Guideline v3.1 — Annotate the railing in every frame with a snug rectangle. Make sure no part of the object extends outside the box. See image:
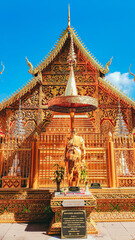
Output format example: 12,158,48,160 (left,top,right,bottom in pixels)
113,134,135,187
38,133,108,188
0,133,135,189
